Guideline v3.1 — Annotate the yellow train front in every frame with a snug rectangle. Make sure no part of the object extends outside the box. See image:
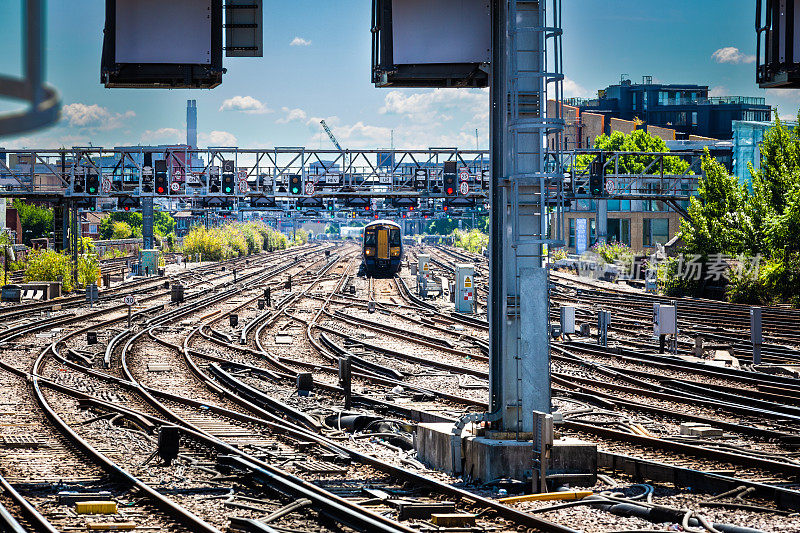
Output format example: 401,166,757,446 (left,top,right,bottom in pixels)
362,220,403,277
